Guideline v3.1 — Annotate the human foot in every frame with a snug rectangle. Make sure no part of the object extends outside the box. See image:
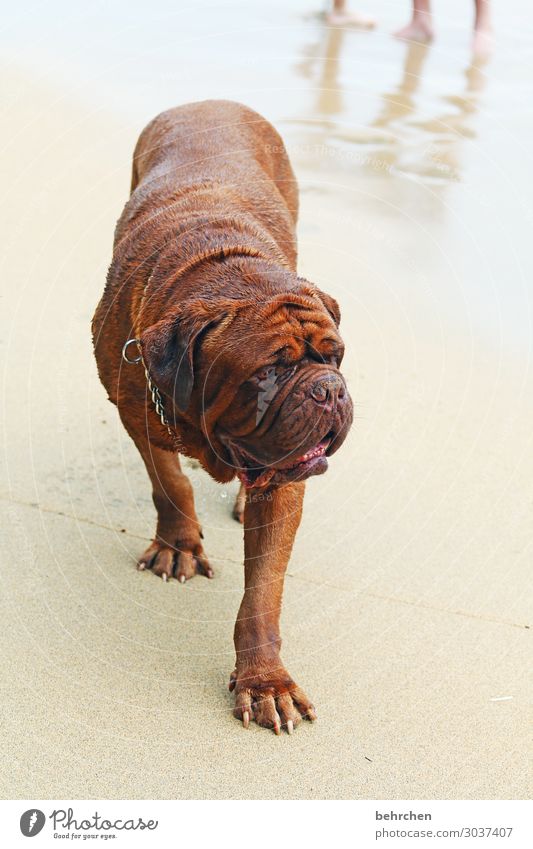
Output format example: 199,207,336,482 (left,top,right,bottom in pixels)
394,19,434,43
472,26,494,59
326,11,375,29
